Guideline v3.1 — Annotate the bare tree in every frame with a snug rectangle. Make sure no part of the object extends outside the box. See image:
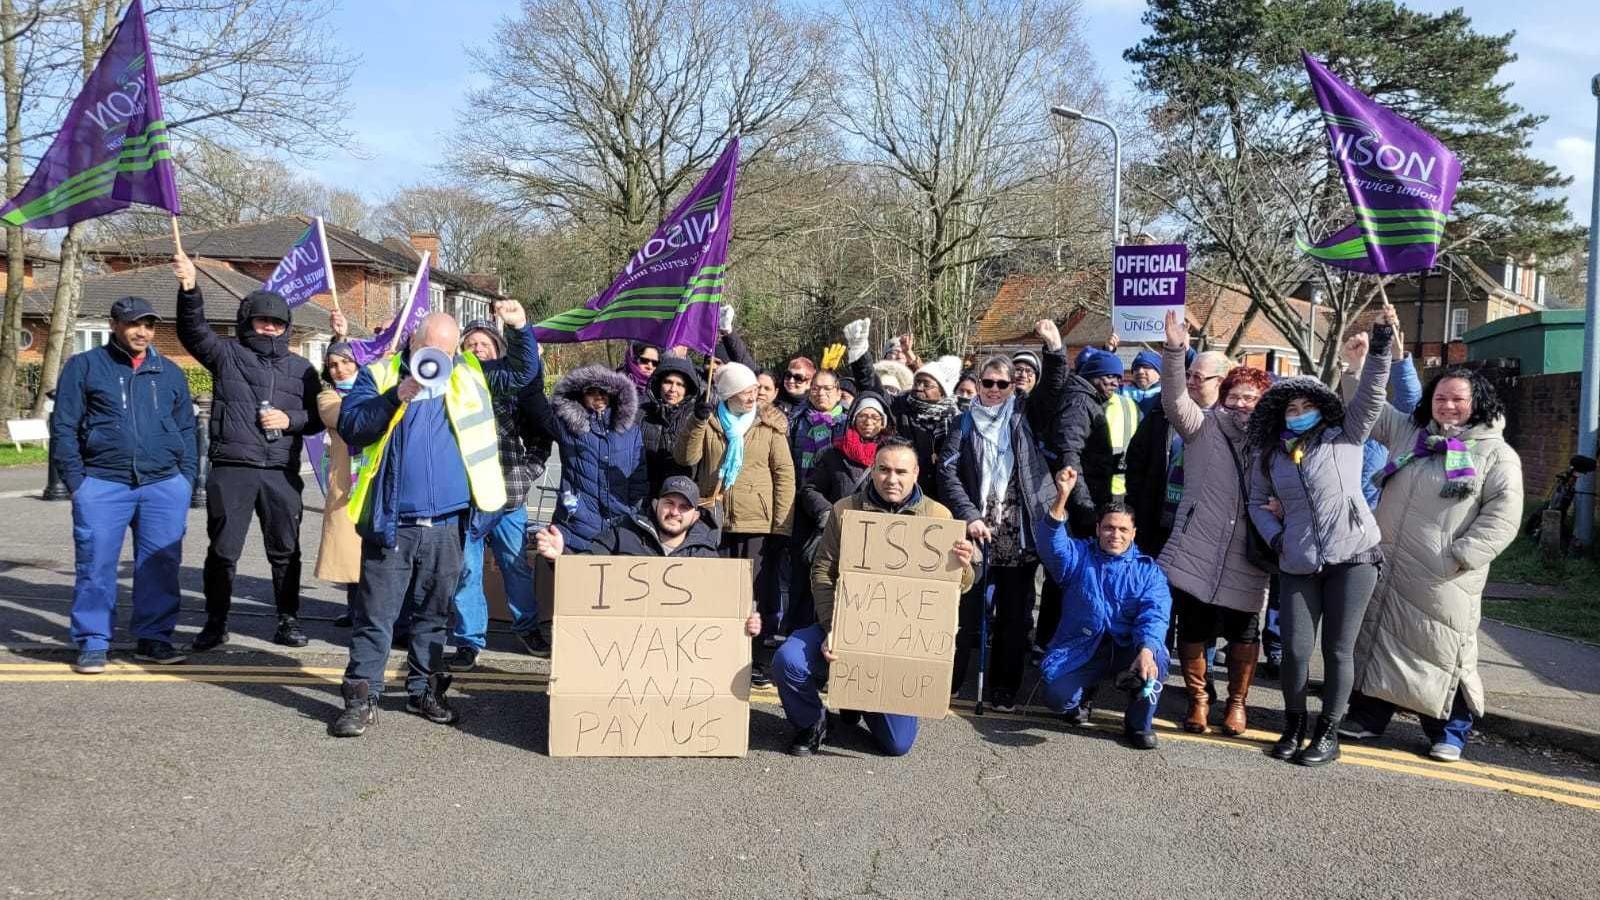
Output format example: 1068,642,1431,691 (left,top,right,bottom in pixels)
453,0,829,269
376,184,514,273
828,0,1096,356
5,0,357,417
